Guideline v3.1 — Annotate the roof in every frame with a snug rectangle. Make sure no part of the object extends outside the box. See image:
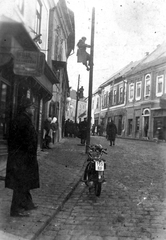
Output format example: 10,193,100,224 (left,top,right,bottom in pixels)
99,59,142,88
126,41,166,76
